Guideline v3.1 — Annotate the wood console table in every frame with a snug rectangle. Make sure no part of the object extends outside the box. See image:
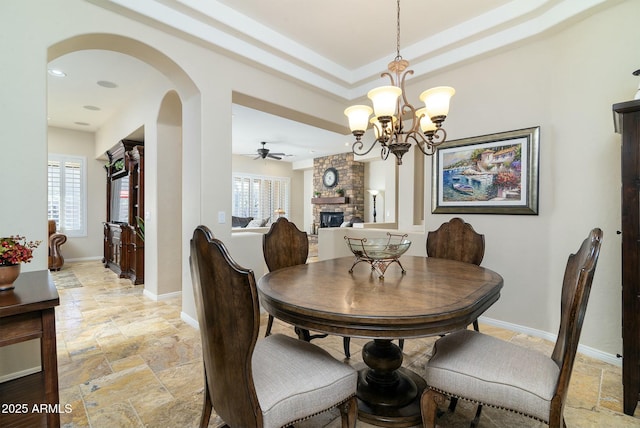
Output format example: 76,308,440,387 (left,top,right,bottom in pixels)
0,270,60,427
